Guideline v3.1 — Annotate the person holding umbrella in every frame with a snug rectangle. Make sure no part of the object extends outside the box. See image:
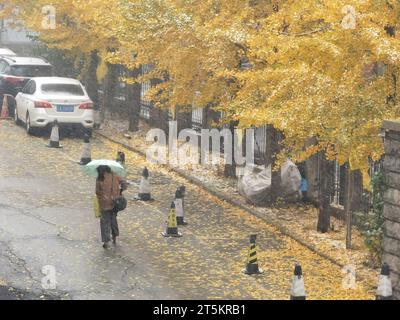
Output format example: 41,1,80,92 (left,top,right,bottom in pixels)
84,160,128,249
